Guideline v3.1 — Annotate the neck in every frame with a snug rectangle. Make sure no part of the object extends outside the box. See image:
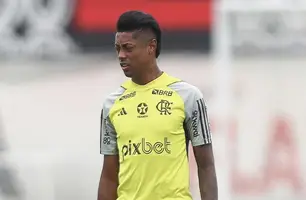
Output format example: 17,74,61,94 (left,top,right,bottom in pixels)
132,62,162,85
